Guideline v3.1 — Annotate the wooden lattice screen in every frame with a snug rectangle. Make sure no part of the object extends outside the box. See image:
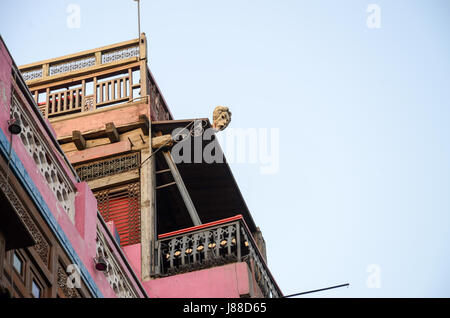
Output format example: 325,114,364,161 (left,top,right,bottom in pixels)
75,152,140,182
95,182,141,246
